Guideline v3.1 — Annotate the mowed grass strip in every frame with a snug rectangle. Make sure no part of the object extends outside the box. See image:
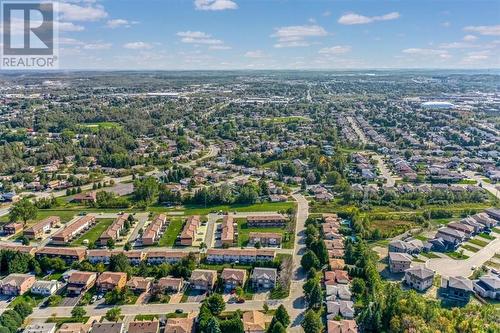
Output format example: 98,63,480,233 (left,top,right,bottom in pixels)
158,218,184,247
71,218,114,246
0,209,77,224
236,219,292,248
468,238,489,248
461,244,480,253
478,232,495,240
